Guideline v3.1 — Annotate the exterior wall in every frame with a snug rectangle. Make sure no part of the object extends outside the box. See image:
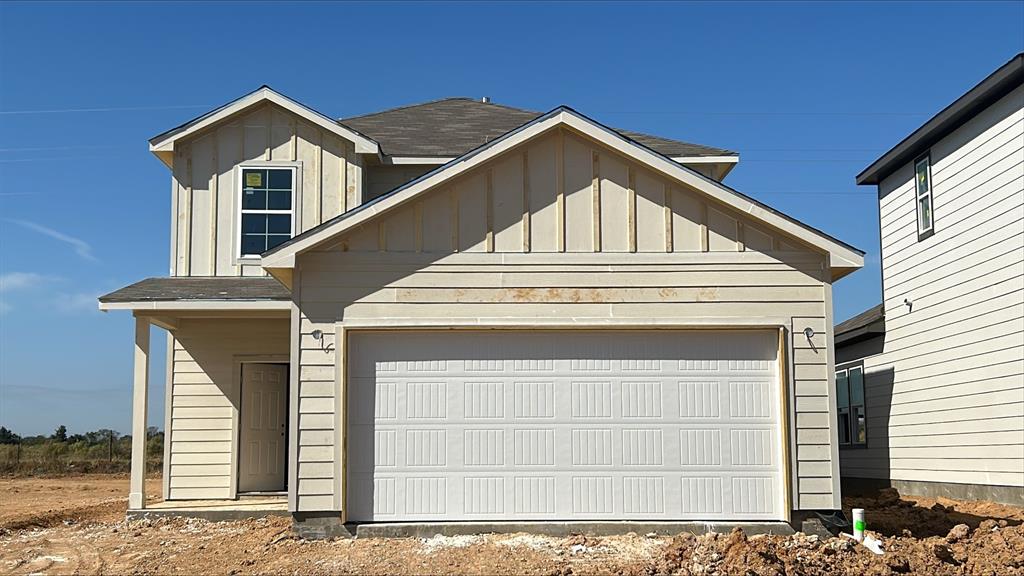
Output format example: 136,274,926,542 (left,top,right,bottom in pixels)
839,84,1024,489
364,164,436,202
166,317,289,500
291,128,842,513
169,103,364,277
